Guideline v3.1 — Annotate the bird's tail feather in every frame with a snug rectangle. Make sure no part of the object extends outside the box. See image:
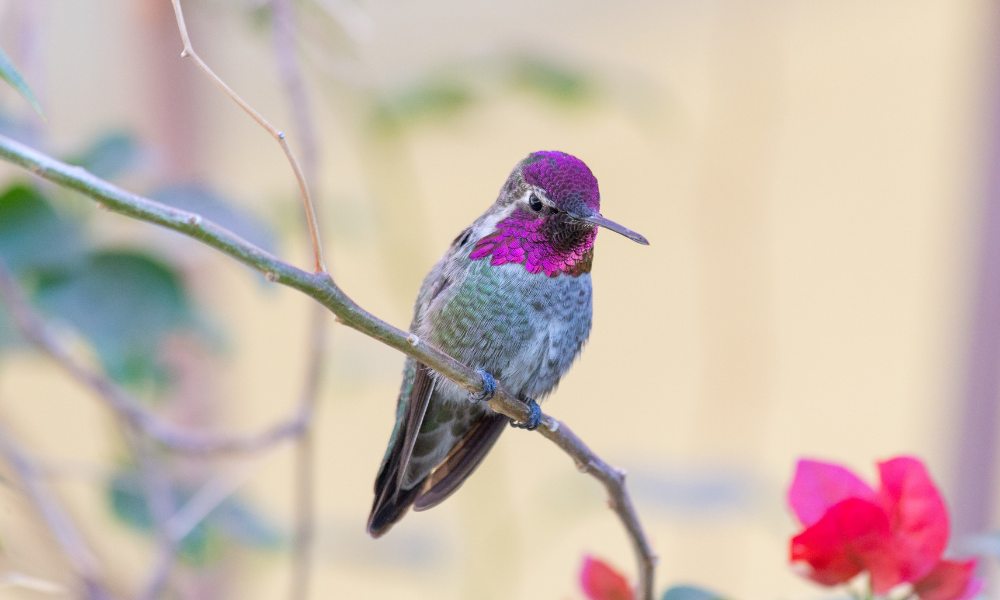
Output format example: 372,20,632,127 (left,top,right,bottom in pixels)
367,478,422,538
